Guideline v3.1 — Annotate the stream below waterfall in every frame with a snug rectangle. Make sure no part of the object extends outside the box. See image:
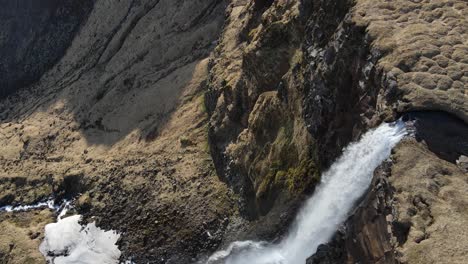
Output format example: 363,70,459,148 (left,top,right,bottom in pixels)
0,198,57,212
205,120,407,264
